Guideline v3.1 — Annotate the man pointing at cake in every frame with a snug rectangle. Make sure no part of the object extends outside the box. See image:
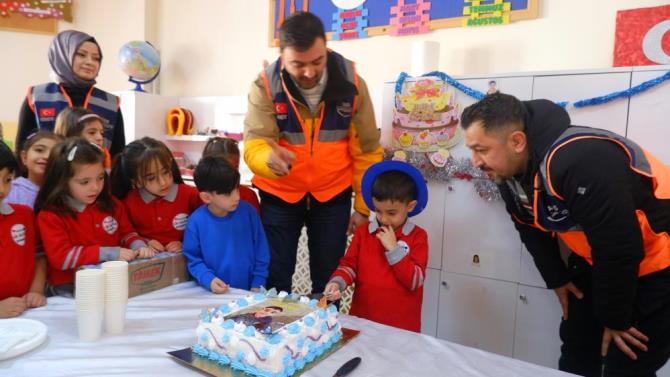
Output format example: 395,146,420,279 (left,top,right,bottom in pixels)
243,11,382,294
